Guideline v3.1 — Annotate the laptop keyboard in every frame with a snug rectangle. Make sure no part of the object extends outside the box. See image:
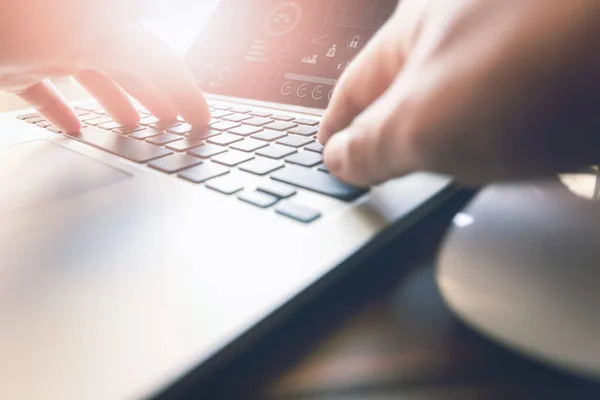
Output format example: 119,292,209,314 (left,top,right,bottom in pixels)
16,101,369,223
